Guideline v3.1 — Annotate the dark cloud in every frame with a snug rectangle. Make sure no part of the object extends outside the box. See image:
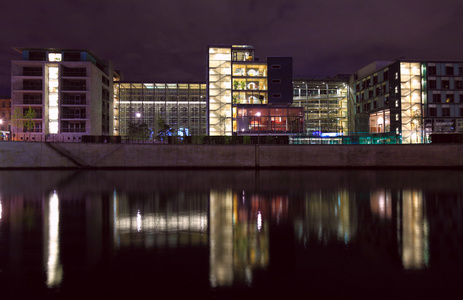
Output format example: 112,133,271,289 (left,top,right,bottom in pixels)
1,0,463,95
